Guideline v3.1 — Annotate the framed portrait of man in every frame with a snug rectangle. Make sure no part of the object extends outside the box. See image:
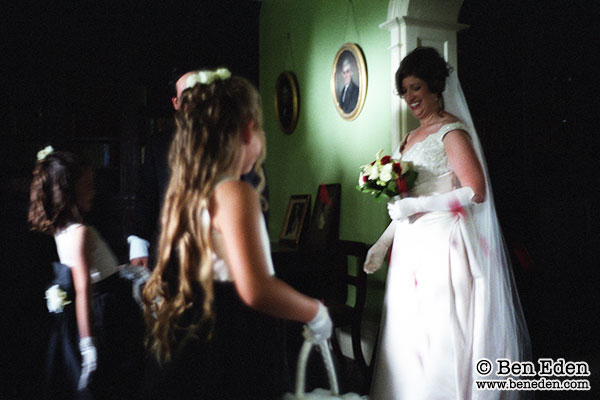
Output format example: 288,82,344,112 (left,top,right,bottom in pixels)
331,43,367,121
274,71,300,134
